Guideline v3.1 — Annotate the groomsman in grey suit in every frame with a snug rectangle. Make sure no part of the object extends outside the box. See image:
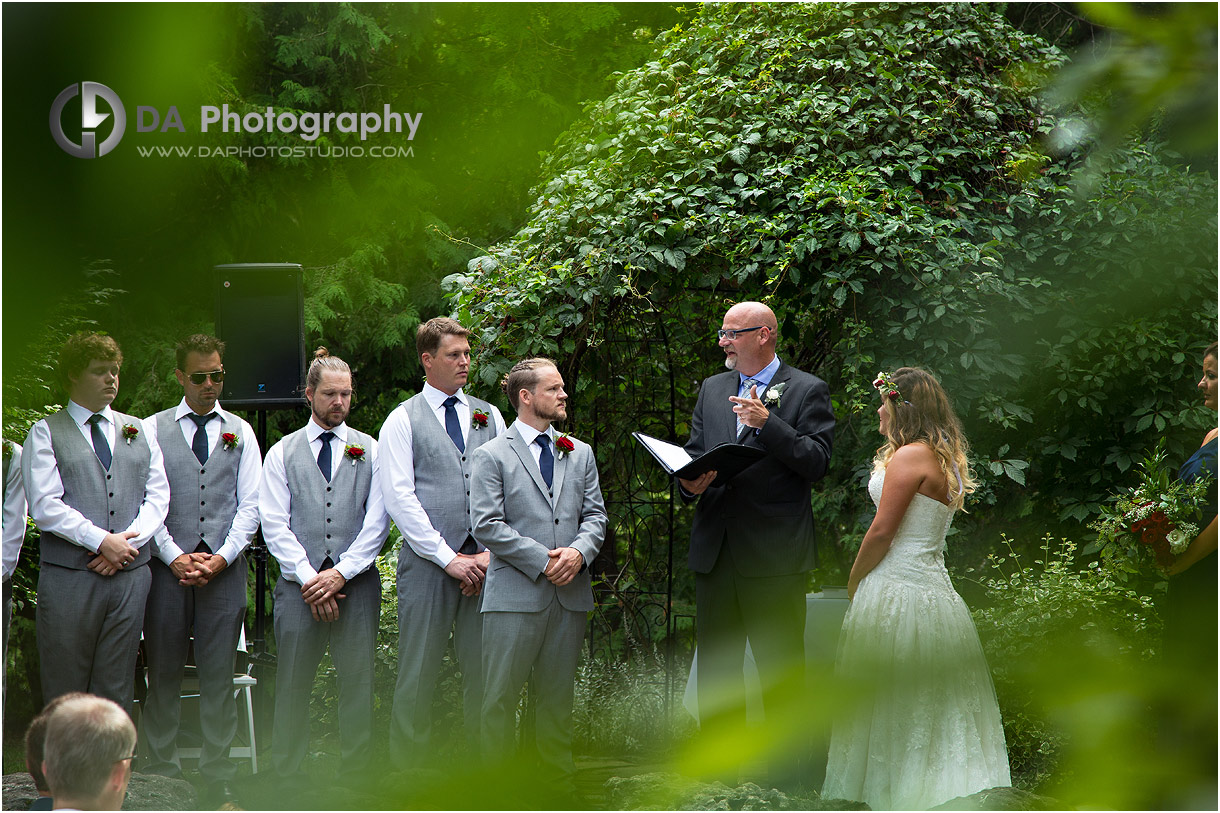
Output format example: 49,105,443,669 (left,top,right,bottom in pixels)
22,332,170,711
259,349,389,780
381,317,506,763
141,335,261,801
3,438,28,700
470,357,606,789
